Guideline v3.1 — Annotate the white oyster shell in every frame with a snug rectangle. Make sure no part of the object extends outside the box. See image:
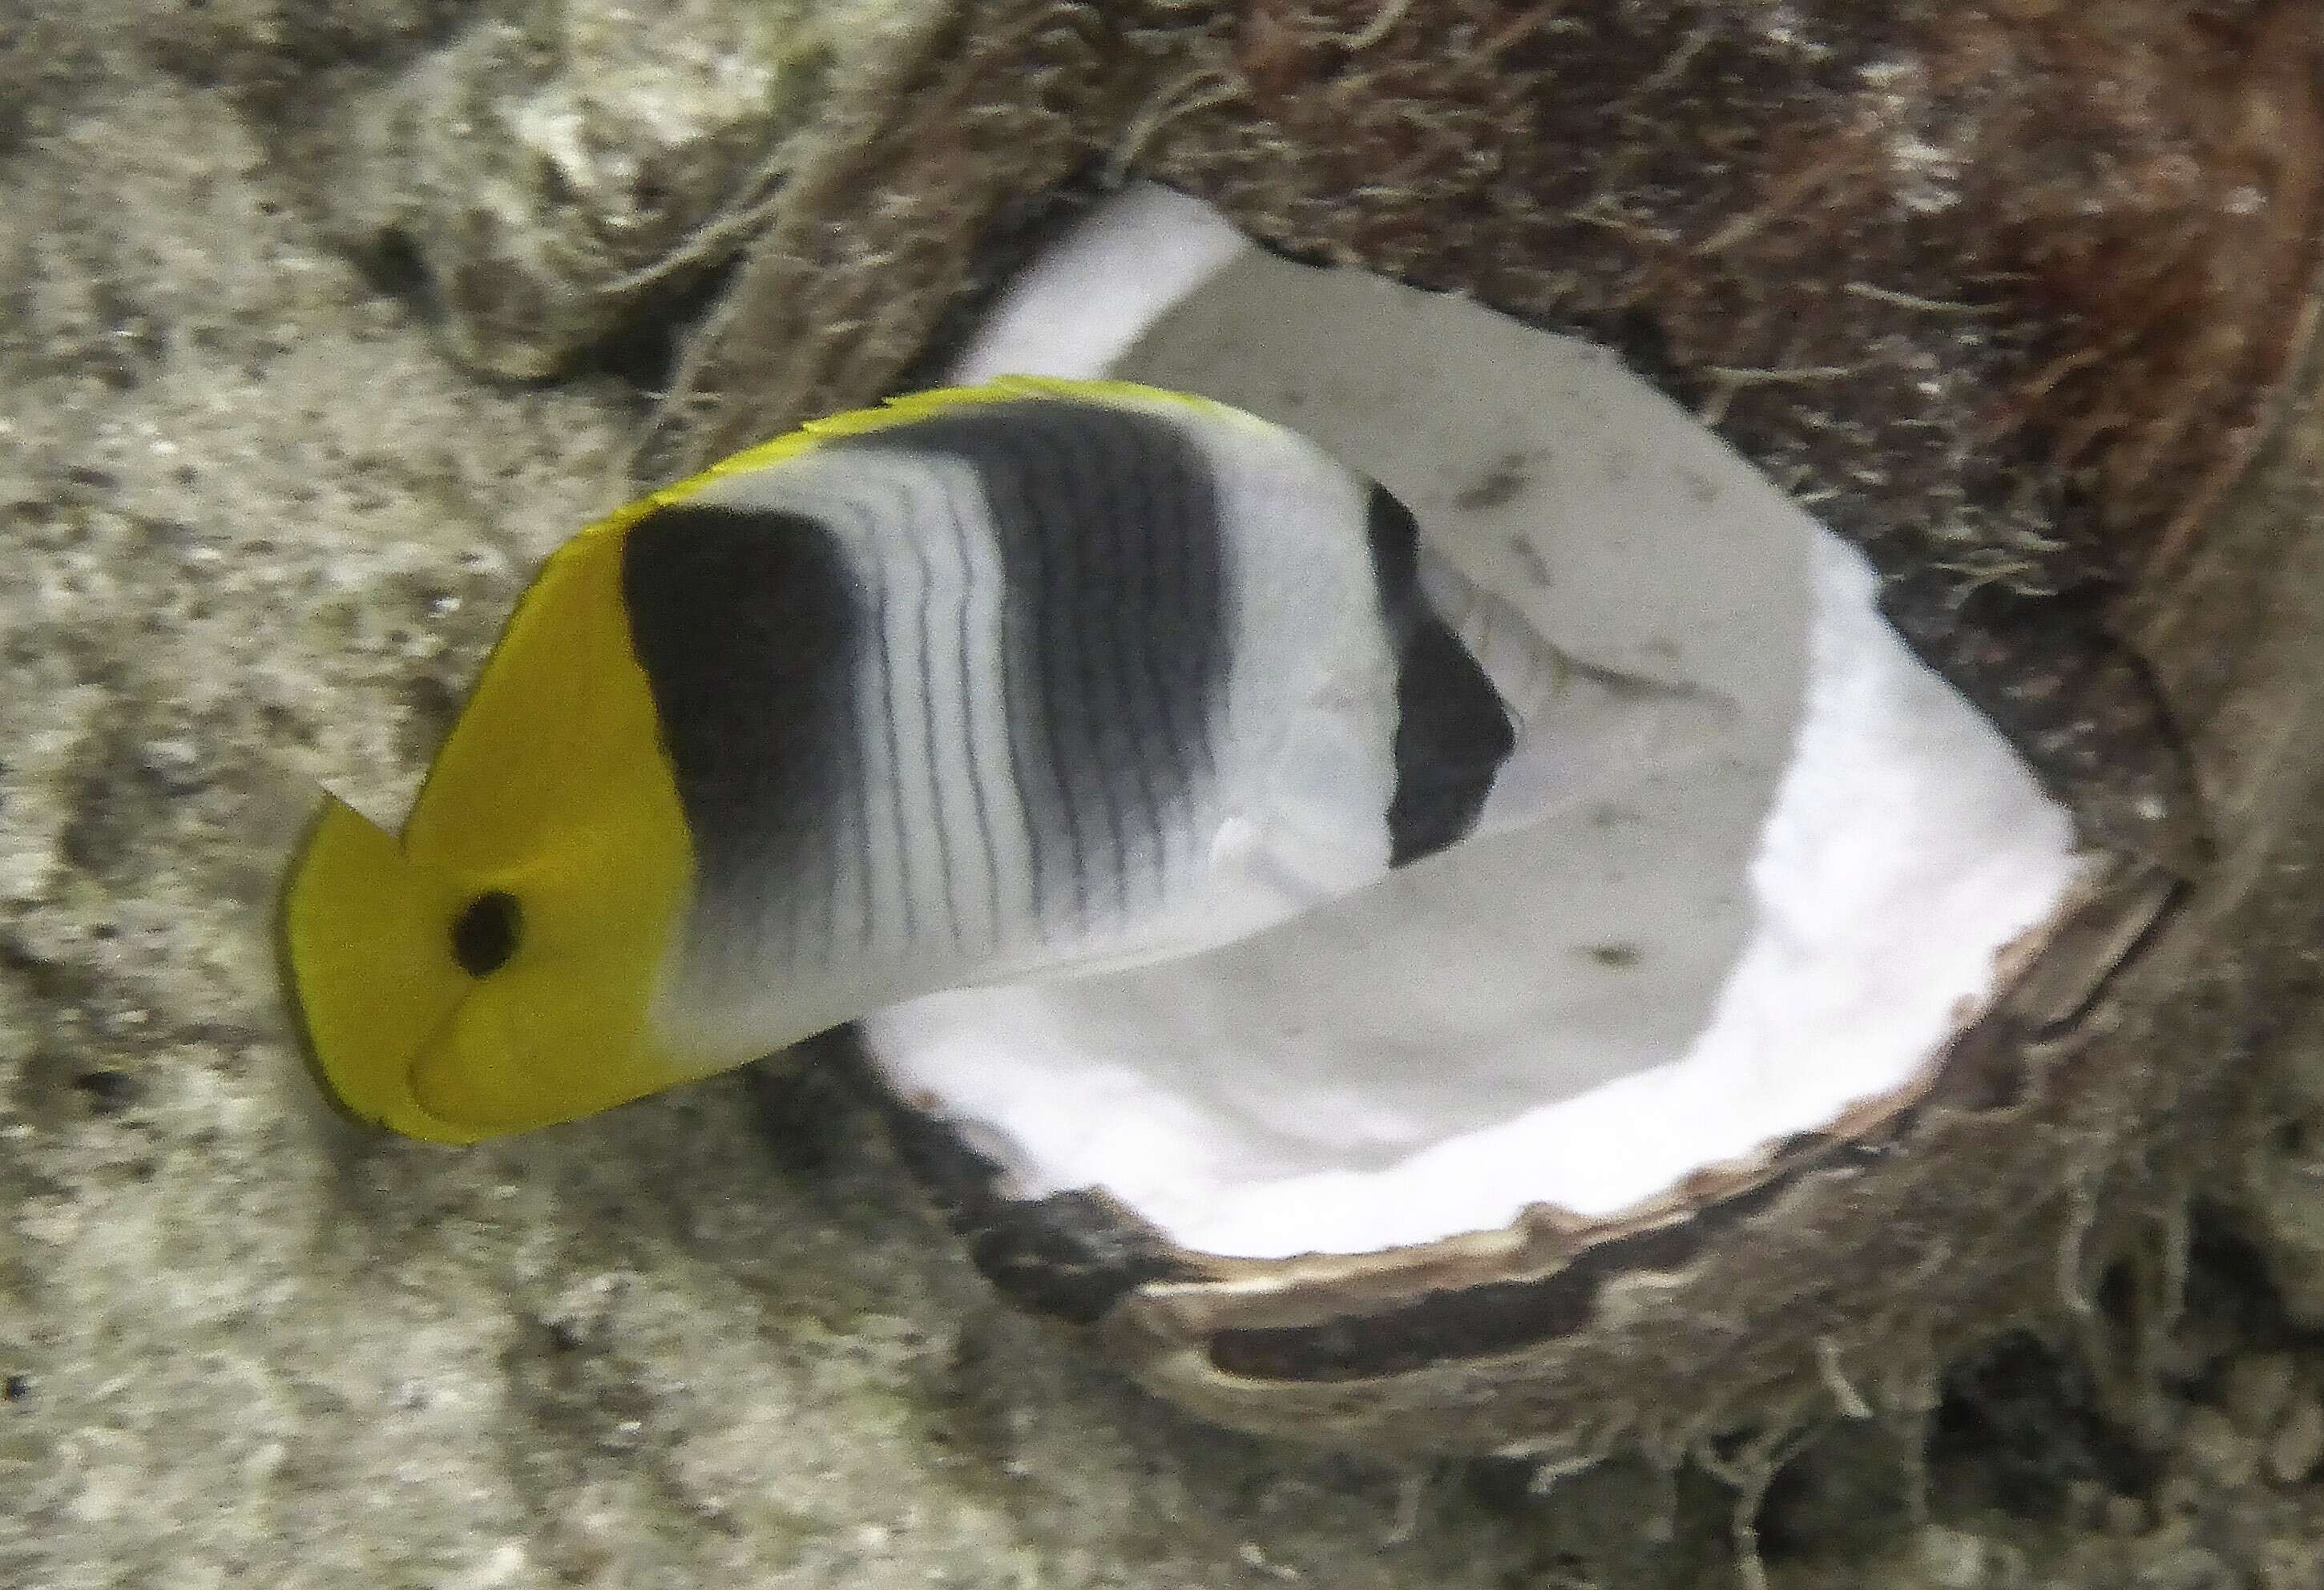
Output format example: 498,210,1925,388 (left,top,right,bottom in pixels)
857,184,2085,1259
